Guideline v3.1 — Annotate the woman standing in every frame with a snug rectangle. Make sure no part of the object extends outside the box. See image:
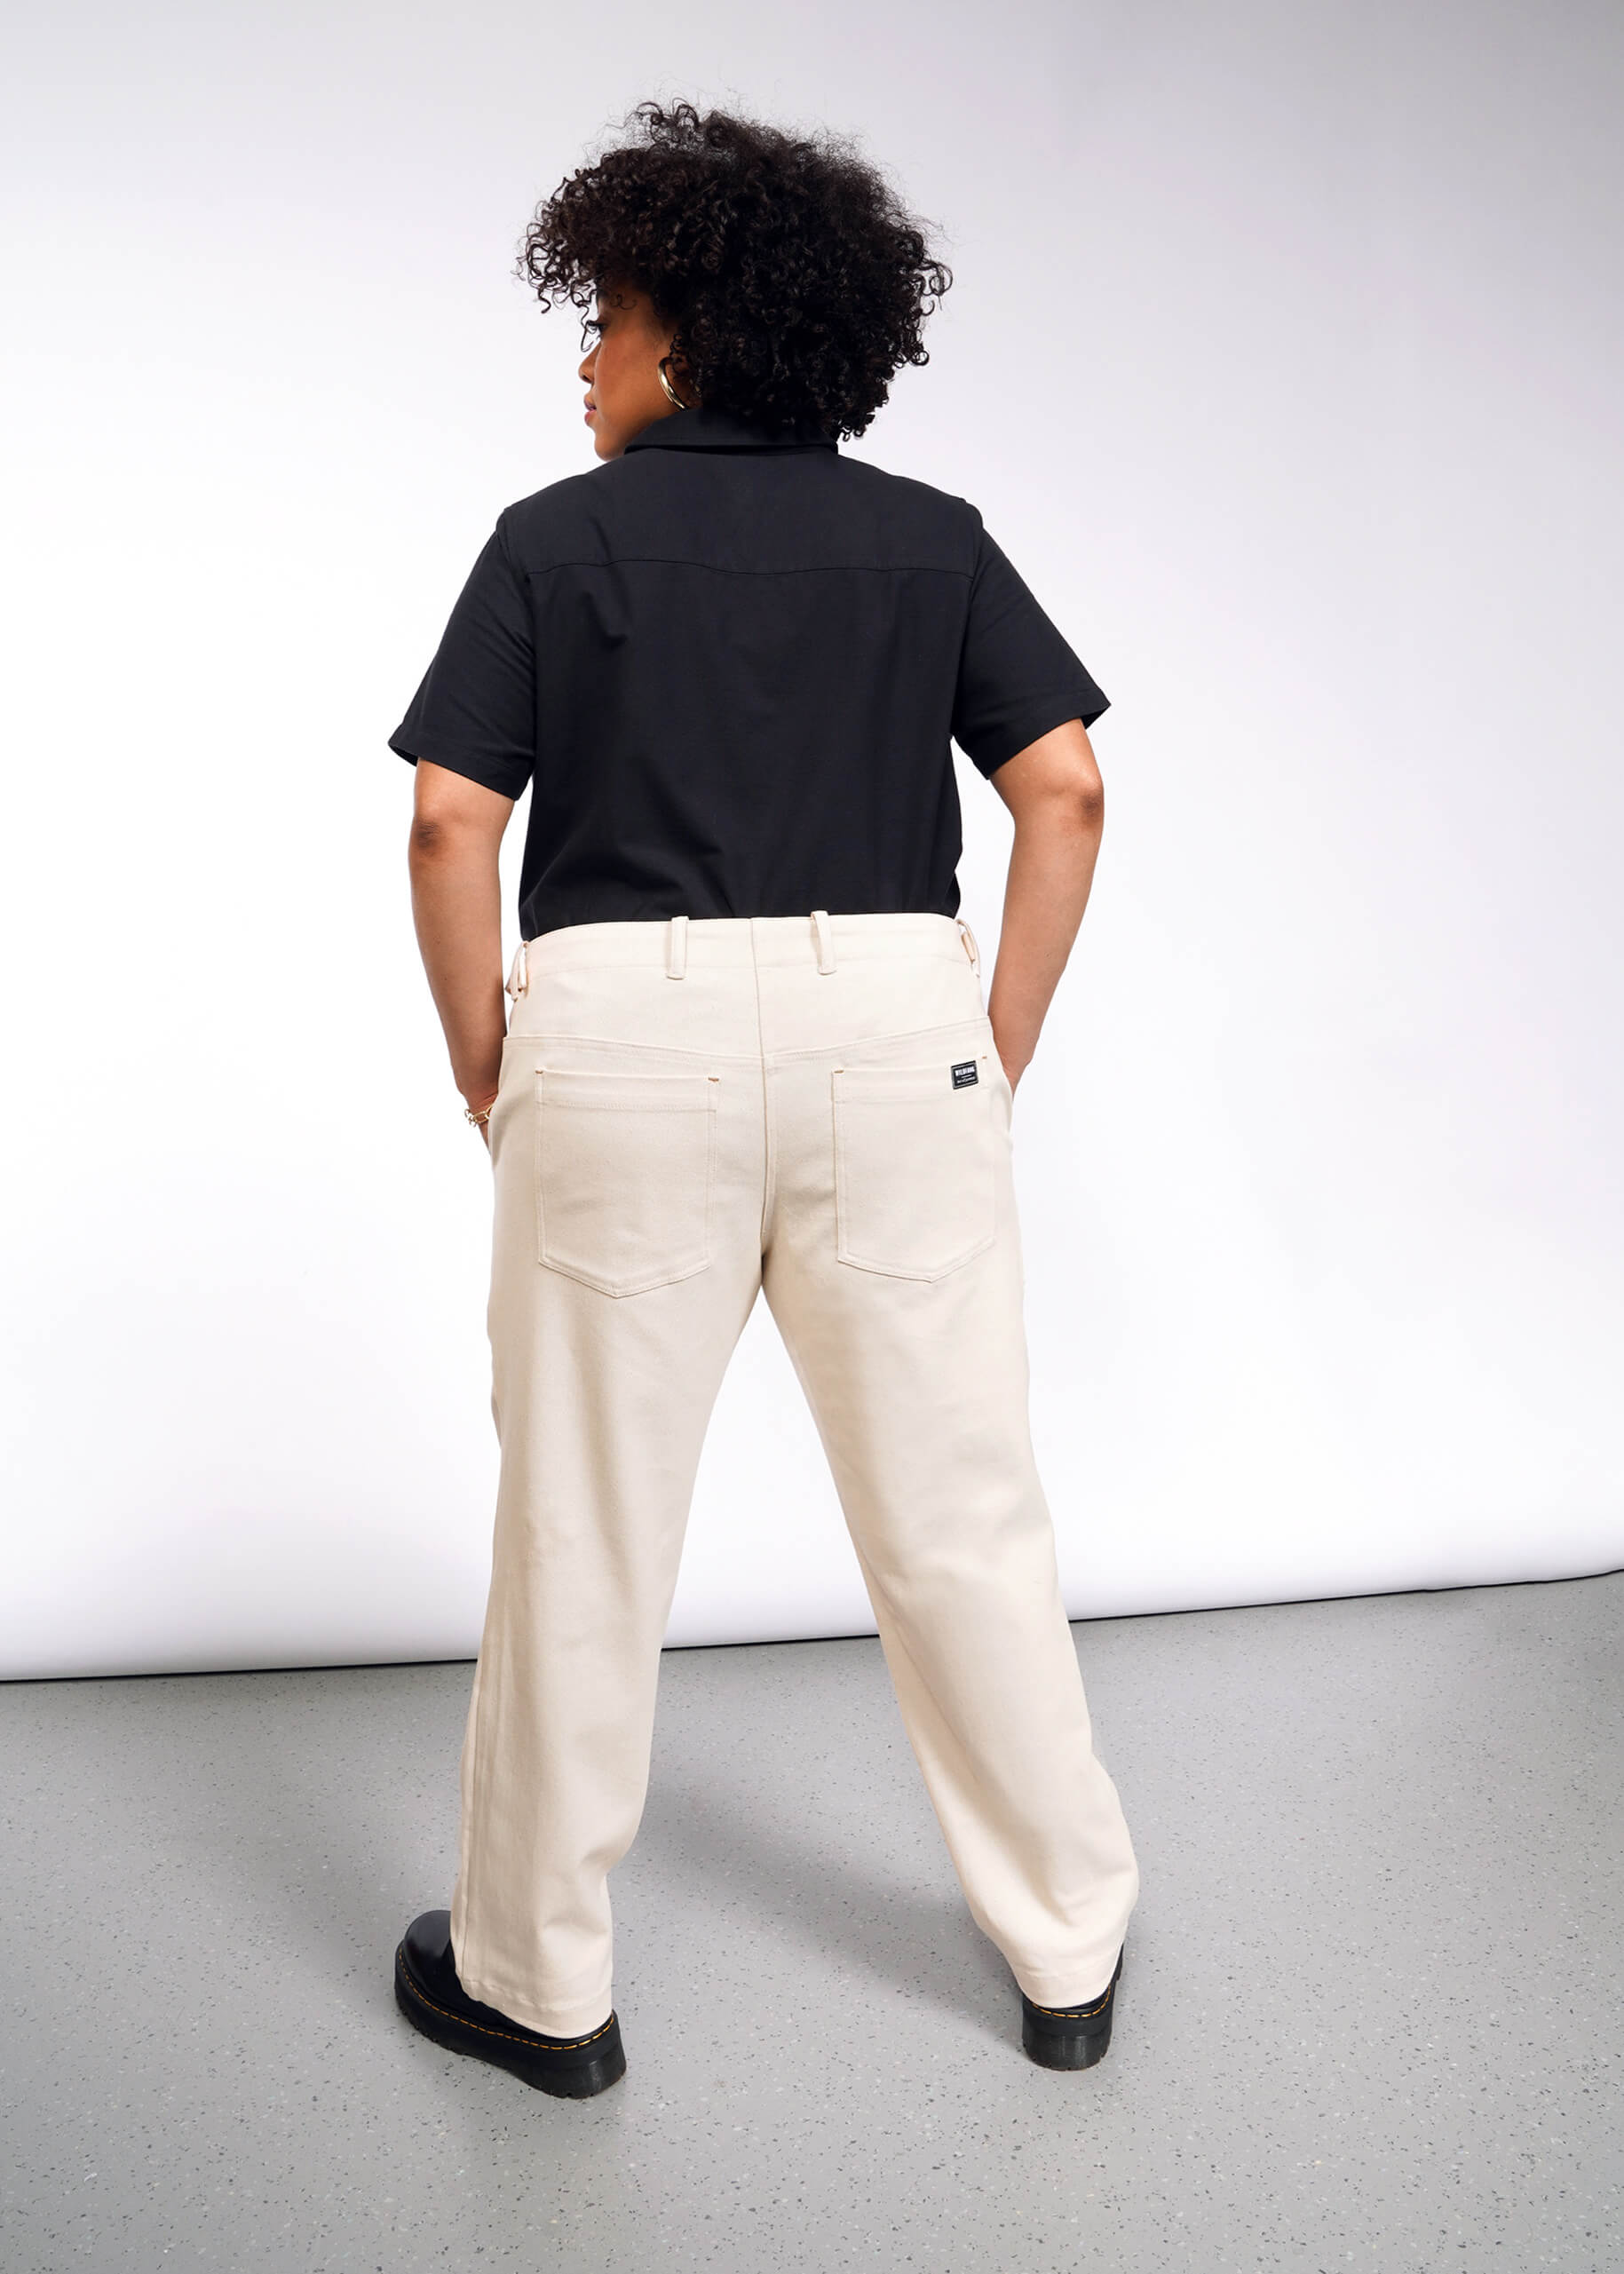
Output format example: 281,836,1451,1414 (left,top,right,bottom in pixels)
387,101,1137,2097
